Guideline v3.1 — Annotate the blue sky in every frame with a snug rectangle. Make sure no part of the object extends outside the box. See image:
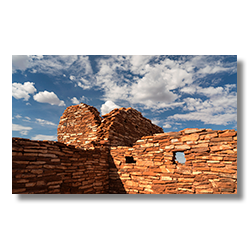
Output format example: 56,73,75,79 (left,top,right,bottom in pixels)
12,55,237,141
